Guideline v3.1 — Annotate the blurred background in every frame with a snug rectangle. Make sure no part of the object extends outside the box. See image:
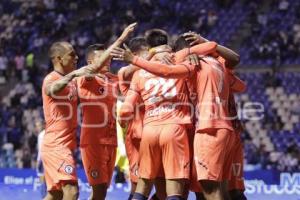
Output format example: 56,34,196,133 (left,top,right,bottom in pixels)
0,0,299,199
